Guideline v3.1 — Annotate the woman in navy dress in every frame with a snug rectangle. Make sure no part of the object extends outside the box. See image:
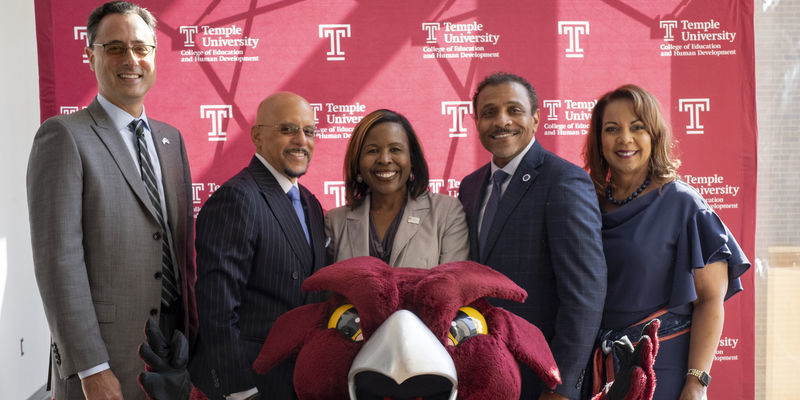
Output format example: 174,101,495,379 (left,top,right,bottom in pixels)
583,84,749,400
